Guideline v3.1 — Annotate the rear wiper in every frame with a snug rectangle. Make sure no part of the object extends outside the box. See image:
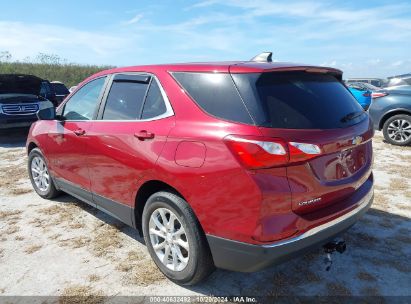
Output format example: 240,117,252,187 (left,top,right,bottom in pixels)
340,111,364,123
